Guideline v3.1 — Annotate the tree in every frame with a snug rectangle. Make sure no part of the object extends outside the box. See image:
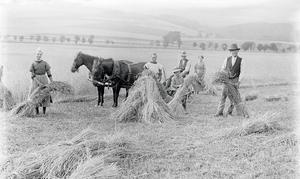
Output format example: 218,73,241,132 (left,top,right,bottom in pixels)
74,35,80,44
36,35,41,43
88,38,94,45
52,37,56,43
43,36,49,43
156,40,160,48
89,35,95,40
149,40,154,48
197,31,202,38
263,44,269,52
66,37,71,43
222,43,228,51
199,43,206,50
19,36,24,42
269,43,278,52
60,35,65,44
241,42,251,51
214,43,218,50
82,37,86,44
193,42,197,48
13,35,17,41
111,40,115,45
281,48,286,53
256,44,264,52
162,31,182,48
106,40,110,45
287,44,295,51
30,35,34,41
208,42,213,49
